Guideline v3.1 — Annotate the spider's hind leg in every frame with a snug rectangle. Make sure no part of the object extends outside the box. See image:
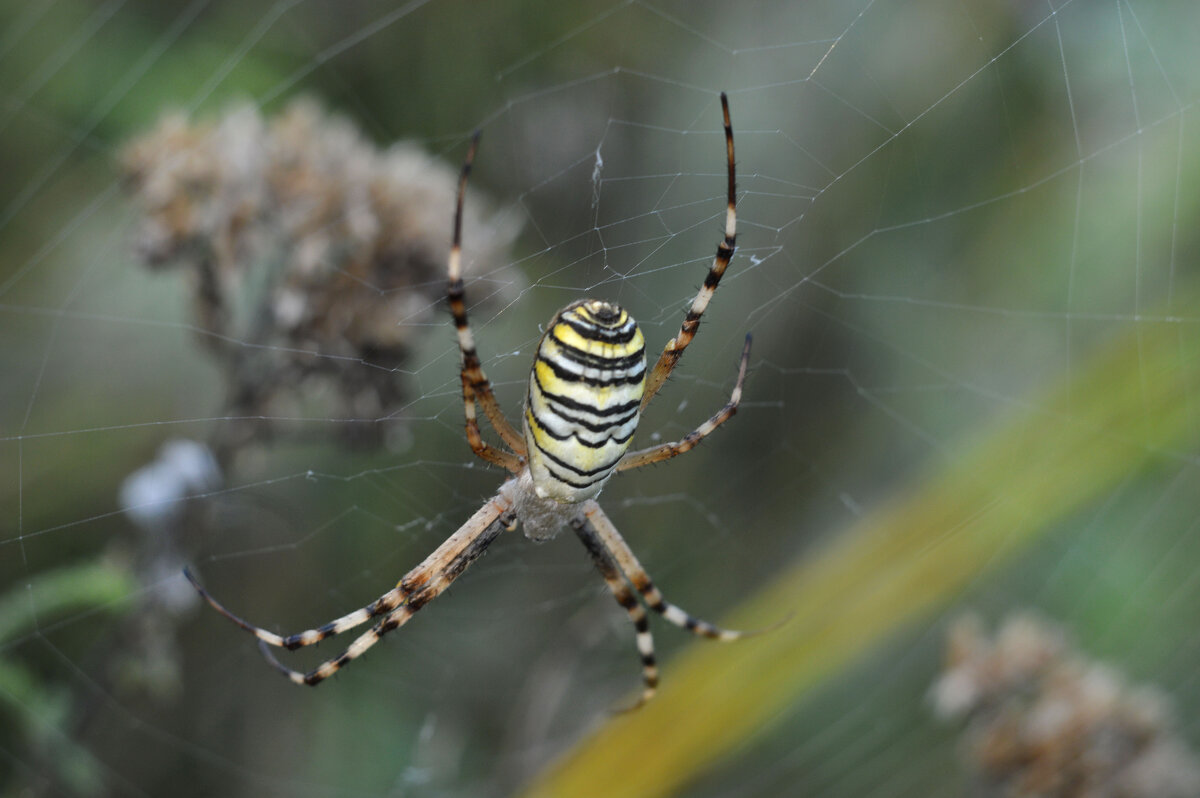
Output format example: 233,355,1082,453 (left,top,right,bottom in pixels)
446,131,524,467
640,92,738,411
